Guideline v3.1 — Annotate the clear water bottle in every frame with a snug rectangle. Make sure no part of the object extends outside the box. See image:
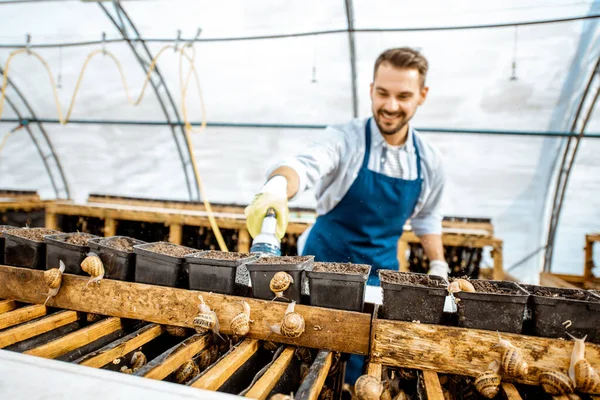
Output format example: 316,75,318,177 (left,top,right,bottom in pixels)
250,208,281,256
